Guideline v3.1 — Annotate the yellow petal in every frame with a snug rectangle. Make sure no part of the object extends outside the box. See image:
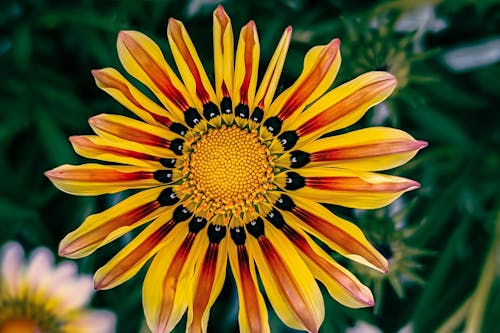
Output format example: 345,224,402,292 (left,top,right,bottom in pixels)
45,164,169,196
276,193,388,272
262,39,341,136
88,114,183,156
292,71,397,145
91,67,181,126
186,224,228,333
58,187,172,258
275,217,374,308
277,127,427,171
143,222,206,333
213,5,234,106
253,26,292,115
168,18,217,111
69,135,174,168
233,21,259,125
228,235,270,333
246,217,324,332
275,168,420,209
94,205,192,290
116,30,193,121
142,225,191,333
